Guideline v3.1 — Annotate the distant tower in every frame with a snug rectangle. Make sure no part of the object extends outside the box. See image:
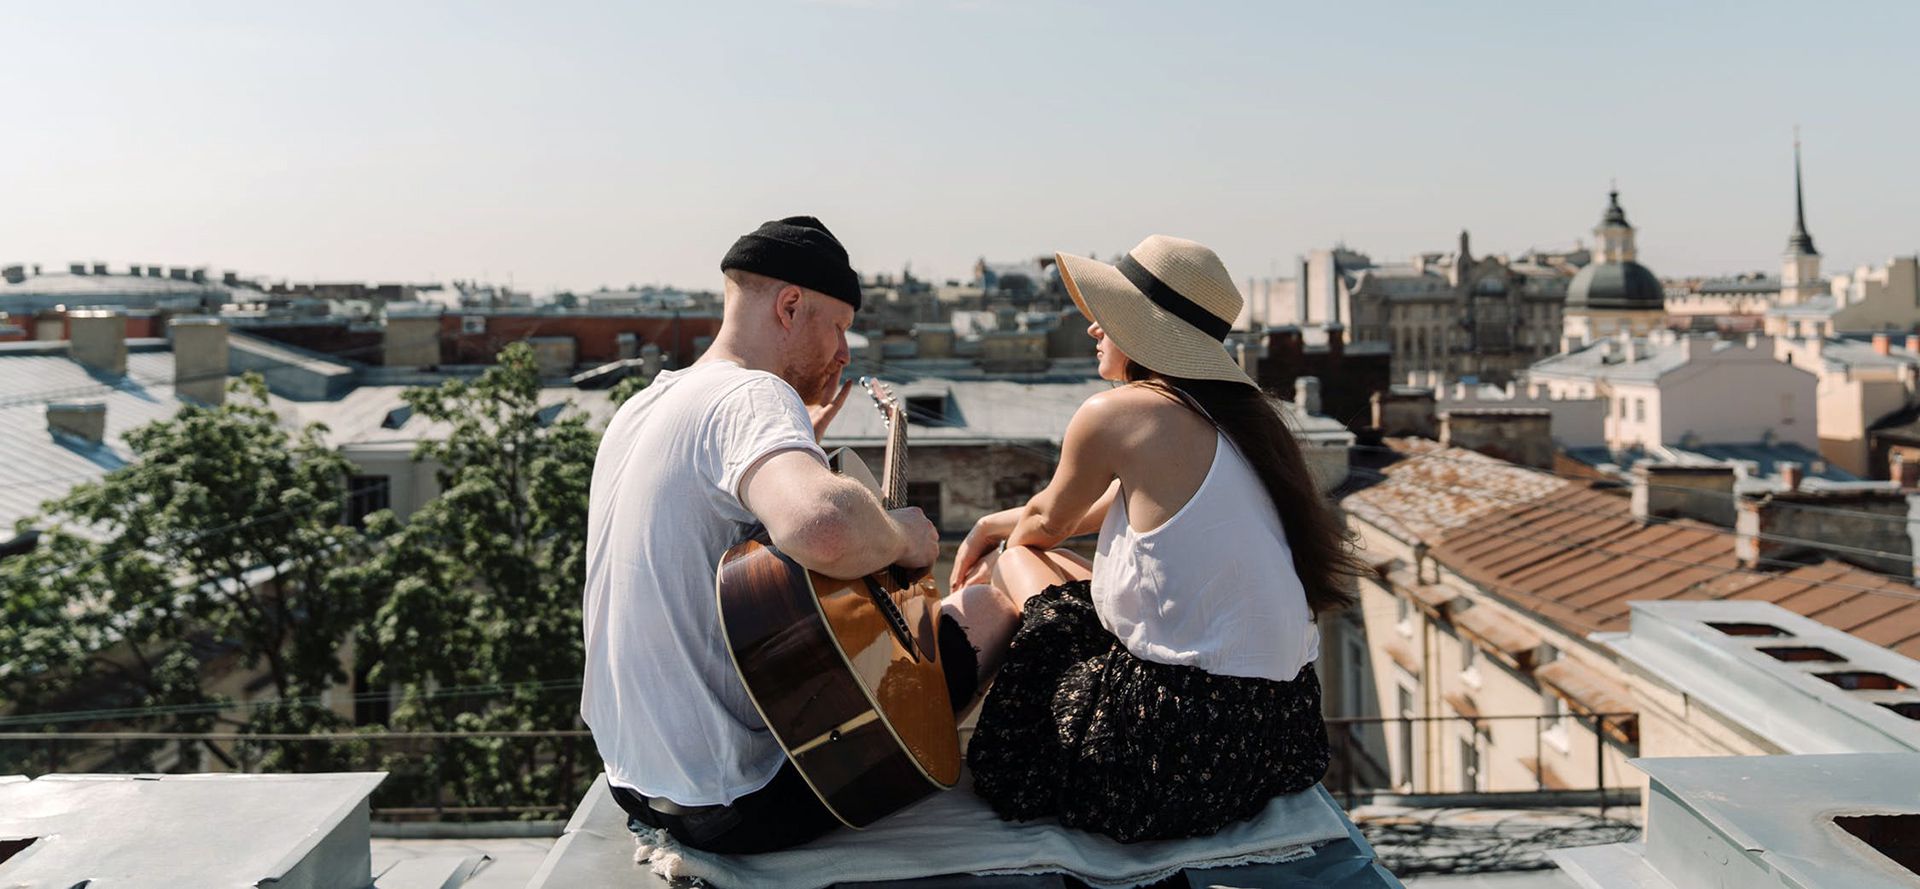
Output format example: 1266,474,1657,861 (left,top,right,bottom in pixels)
1562,186,1664,350
1596,187,1636,263
1779,135,1823,305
